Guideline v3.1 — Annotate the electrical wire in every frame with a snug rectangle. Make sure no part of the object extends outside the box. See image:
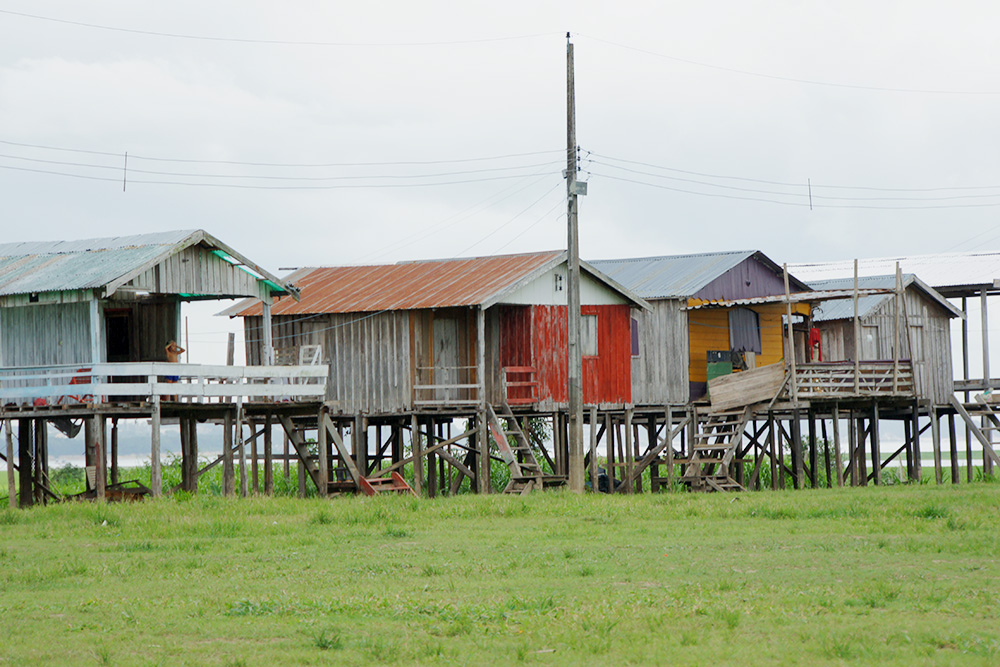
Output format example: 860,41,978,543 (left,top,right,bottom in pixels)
0,152,562,182
589,151,1000,193
0,9,557,47
0,162,560,190
0,139,562,168
576,33,1000,96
